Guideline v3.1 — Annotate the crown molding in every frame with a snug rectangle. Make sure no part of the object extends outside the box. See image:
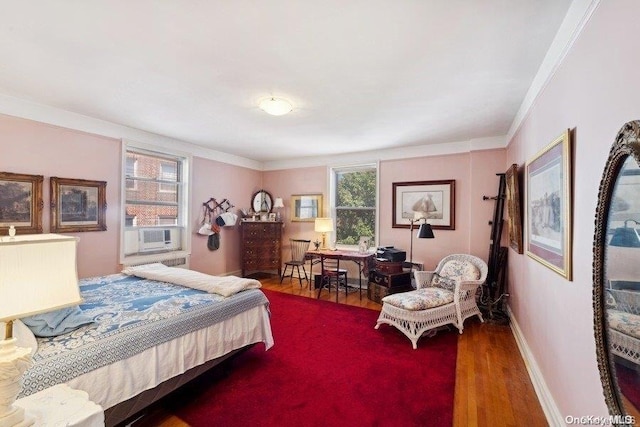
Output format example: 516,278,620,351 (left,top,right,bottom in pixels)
0,93,263,170
262,136,506,171
506,0,602,143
